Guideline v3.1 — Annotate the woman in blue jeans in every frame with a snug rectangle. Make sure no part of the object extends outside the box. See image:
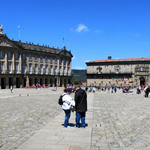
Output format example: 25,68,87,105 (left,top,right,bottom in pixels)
61,88,75,128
